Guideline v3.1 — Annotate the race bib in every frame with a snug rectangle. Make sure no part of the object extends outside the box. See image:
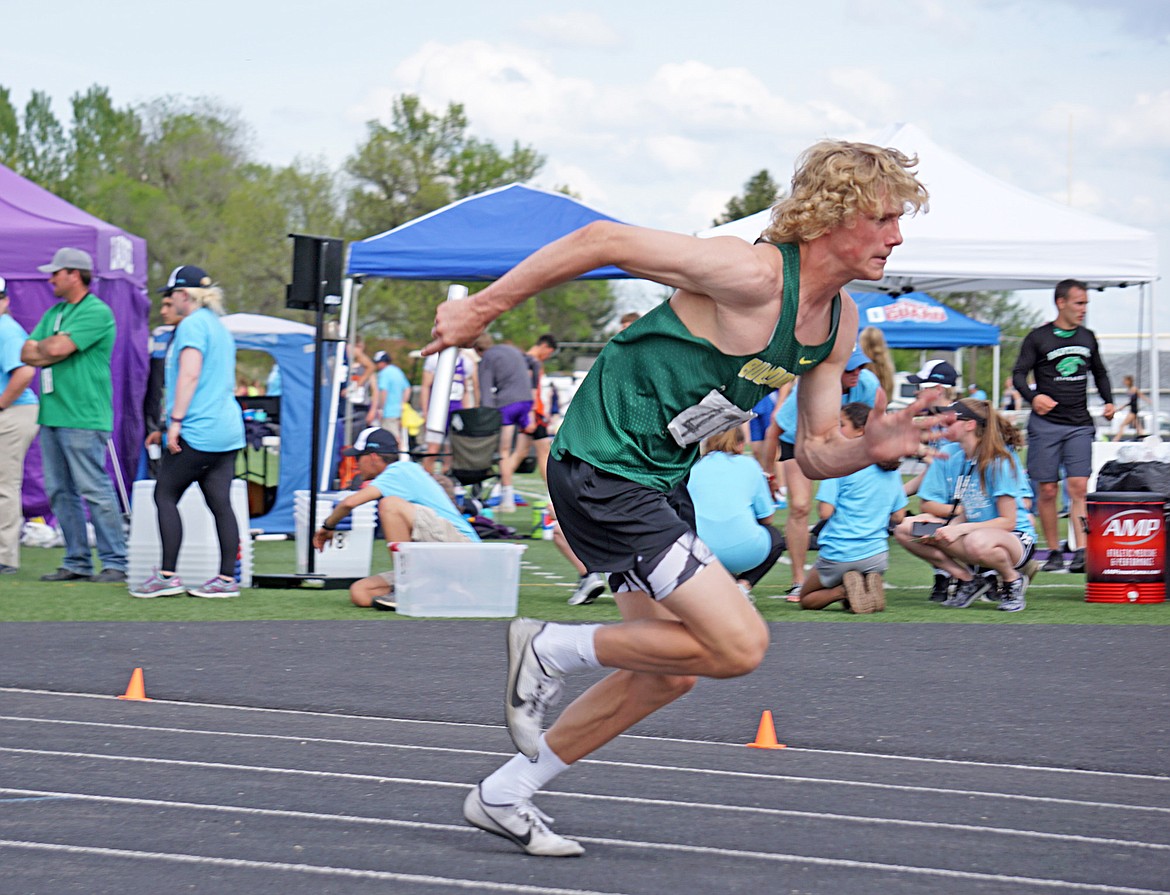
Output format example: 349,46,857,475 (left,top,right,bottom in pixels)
666,389,755,447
